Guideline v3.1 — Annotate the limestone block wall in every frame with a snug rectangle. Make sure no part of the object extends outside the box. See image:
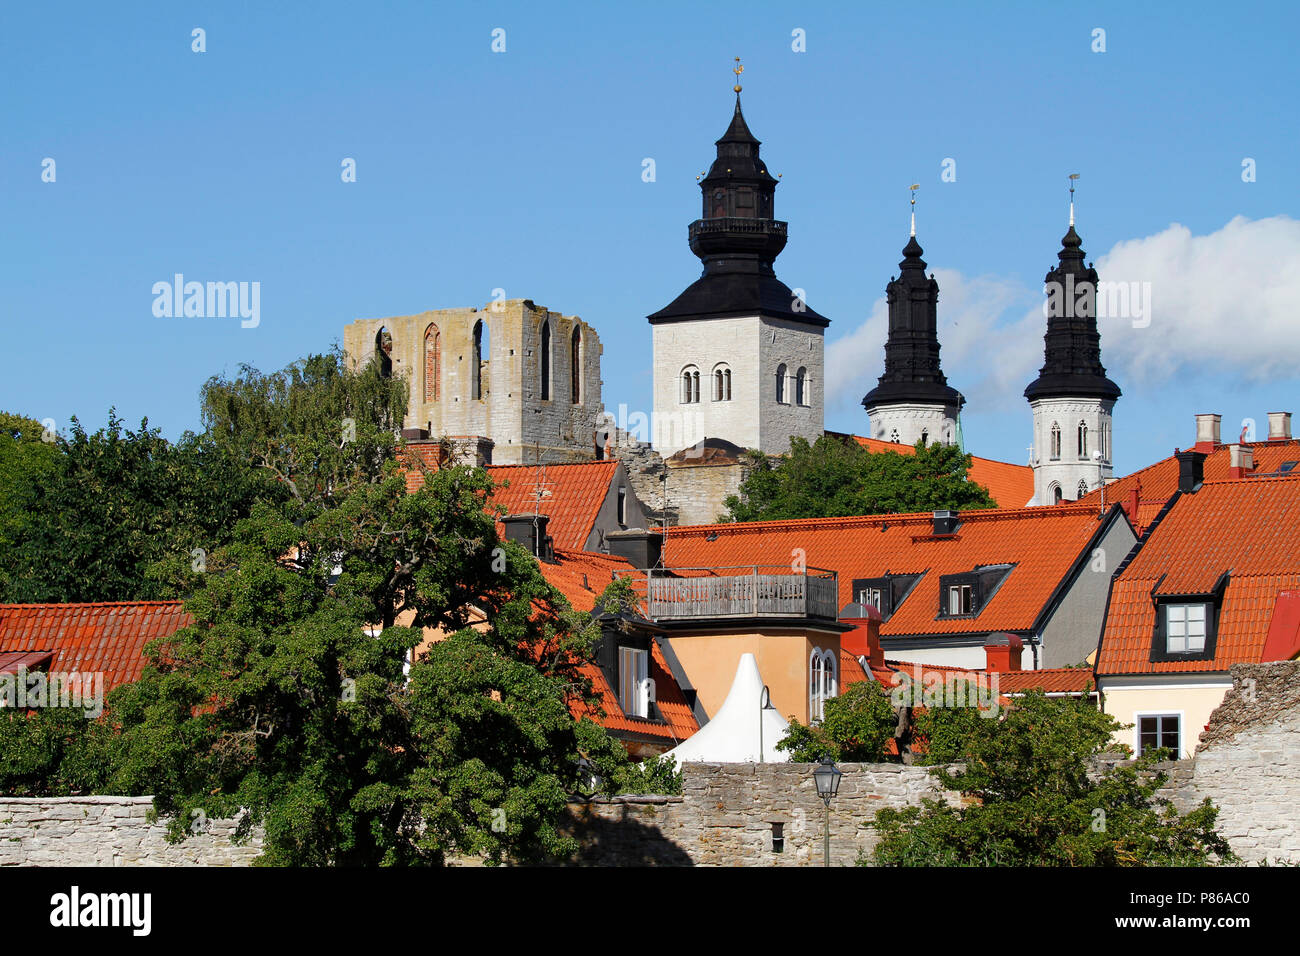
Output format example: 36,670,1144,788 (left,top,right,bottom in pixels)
344,299,603,464
565,762,956,867
1184,662,1300,864
0,796,262,867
